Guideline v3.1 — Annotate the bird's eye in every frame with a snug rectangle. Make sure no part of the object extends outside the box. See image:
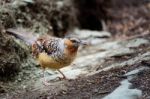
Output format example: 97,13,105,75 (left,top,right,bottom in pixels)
71,40,77,43
69,38,80,43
